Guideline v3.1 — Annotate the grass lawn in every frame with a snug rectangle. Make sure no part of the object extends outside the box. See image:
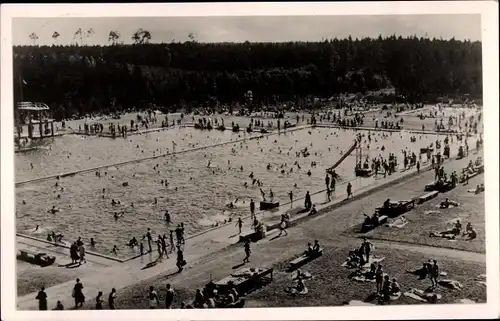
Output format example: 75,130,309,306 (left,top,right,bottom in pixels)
111,235,485,309
361,174,485,253
17,262,77,296
244,245,486,307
